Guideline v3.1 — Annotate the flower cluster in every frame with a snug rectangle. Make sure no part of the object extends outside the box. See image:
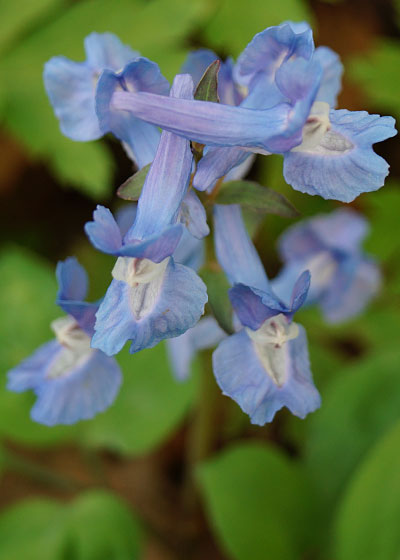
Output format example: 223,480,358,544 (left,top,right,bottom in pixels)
8,22,396,426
